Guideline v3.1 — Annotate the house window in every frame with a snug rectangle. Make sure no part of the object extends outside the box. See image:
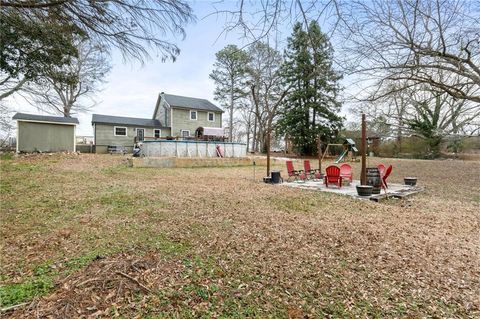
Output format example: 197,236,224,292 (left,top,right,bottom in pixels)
154,129,161,138
208,112,215,122
190,110,197,120
181,130,190,138
114,126,127,136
